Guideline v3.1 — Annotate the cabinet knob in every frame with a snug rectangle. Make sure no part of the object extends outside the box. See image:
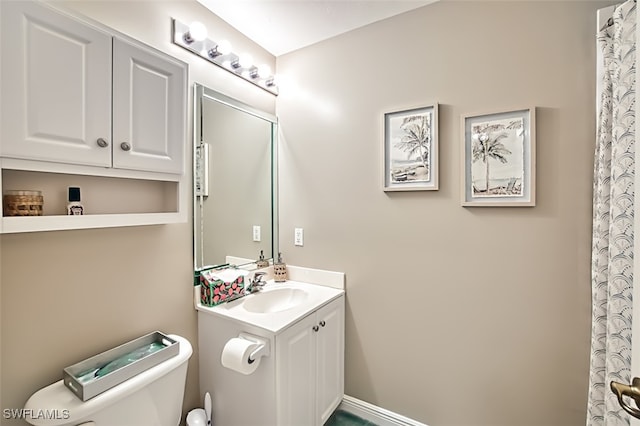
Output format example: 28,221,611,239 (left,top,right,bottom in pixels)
319,320,326,327
312,325,319,332
120,142,131,151
96,138,109,148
